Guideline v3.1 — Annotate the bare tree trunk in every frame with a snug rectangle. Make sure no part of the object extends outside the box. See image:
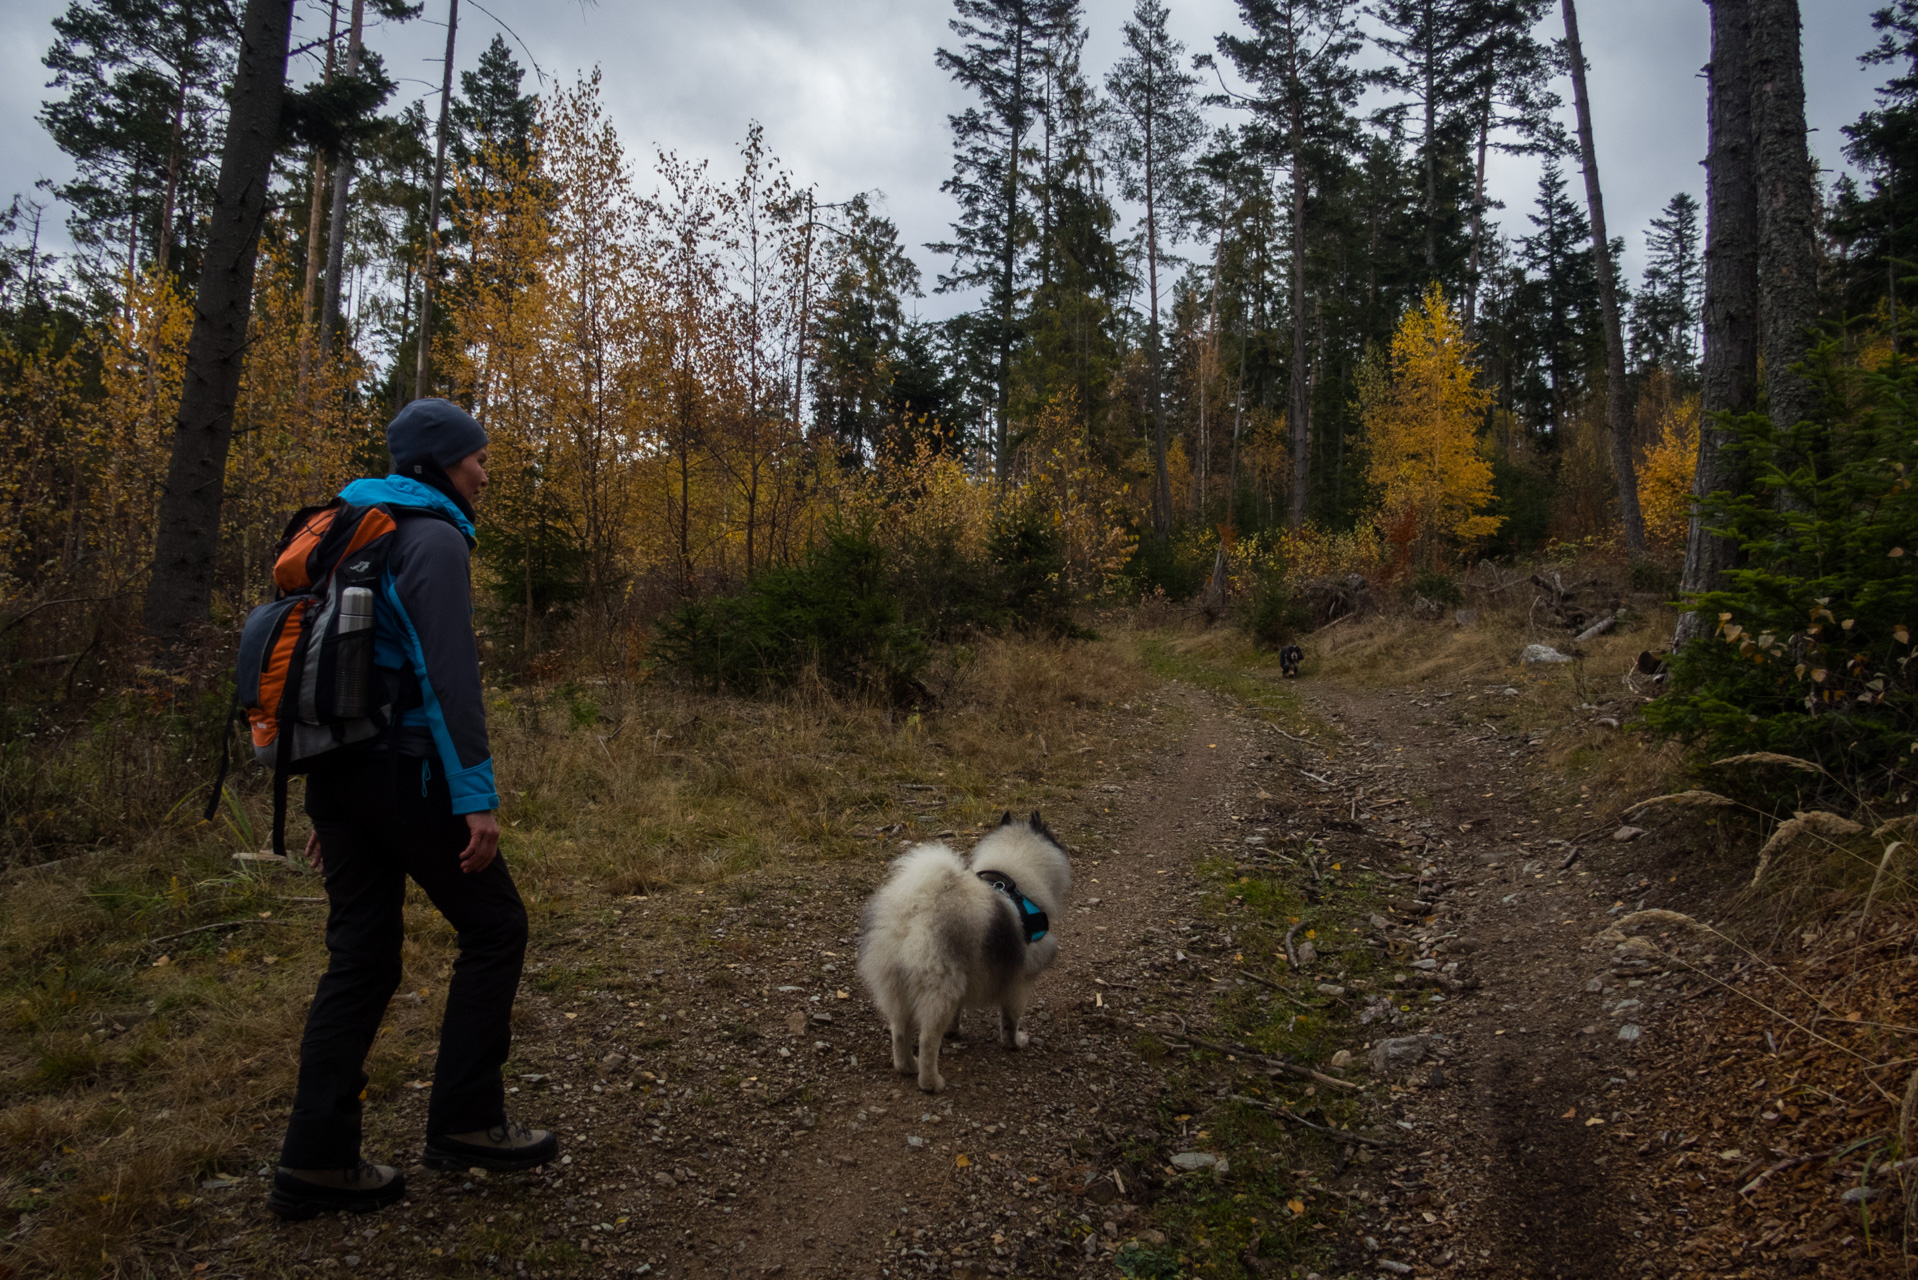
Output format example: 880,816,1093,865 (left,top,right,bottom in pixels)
791,188,814,425
1147,104,1171,541
414,0,460,401
1750,0,1820,505
1561,0,1647,557
318,0,365,364
296,0,340,390
156,72,188,280
1676,0,1759,644
143,0,294,639
1287,109,1311,531
1465,83,1492,338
